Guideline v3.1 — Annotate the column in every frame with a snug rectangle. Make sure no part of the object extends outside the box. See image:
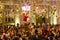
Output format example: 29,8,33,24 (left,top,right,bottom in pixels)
56,1,60,24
